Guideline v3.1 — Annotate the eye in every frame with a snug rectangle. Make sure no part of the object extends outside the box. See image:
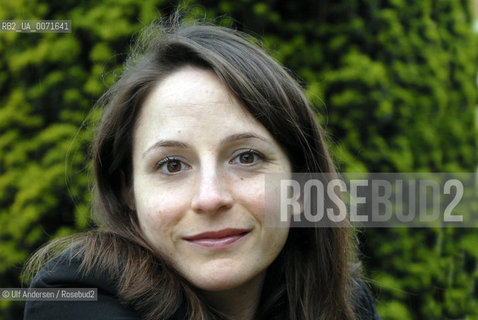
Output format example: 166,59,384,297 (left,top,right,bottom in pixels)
230,150,265,165
155,157,190,174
